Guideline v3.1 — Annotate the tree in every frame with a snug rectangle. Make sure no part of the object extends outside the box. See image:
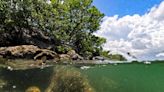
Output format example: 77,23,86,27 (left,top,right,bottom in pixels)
0,0,56,47
0,0,54,31
0,0,106,57
50,0,105,56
